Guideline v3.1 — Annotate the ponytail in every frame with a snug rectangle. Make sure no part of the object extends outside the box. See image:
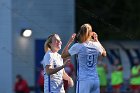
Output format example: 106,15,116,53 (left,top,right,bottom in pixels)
44,34,55,52
77,24,92,43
